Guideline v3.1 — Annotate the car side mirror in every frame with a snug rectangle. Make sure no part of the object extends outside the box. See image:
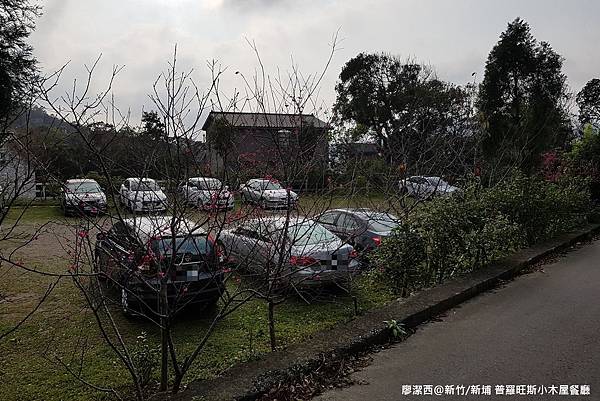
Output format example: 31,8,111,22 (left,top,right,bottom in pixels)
96,232,106,241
